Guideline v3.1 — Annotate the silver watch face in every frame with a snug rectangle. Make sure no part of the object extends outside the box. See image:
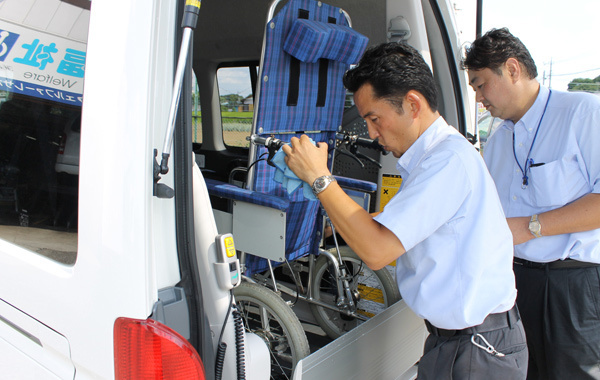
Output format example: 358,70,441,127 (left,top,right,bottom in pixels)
312,176,334,195
314,177,327,191
529,220,541,234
